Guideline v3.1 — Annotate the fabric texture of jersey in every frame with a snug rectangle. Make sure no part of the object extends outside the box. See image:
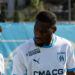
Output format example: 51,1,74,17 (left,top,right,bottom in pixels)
0,54,4,75
12,35,75,75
